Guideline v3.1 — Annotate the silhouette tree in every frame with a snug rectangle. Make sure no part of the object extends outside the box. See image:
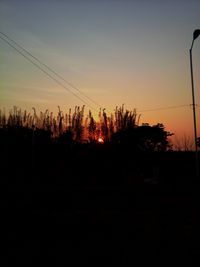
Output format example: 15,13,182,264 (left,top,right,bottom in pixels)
112,123,173,151
137,123,173,151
